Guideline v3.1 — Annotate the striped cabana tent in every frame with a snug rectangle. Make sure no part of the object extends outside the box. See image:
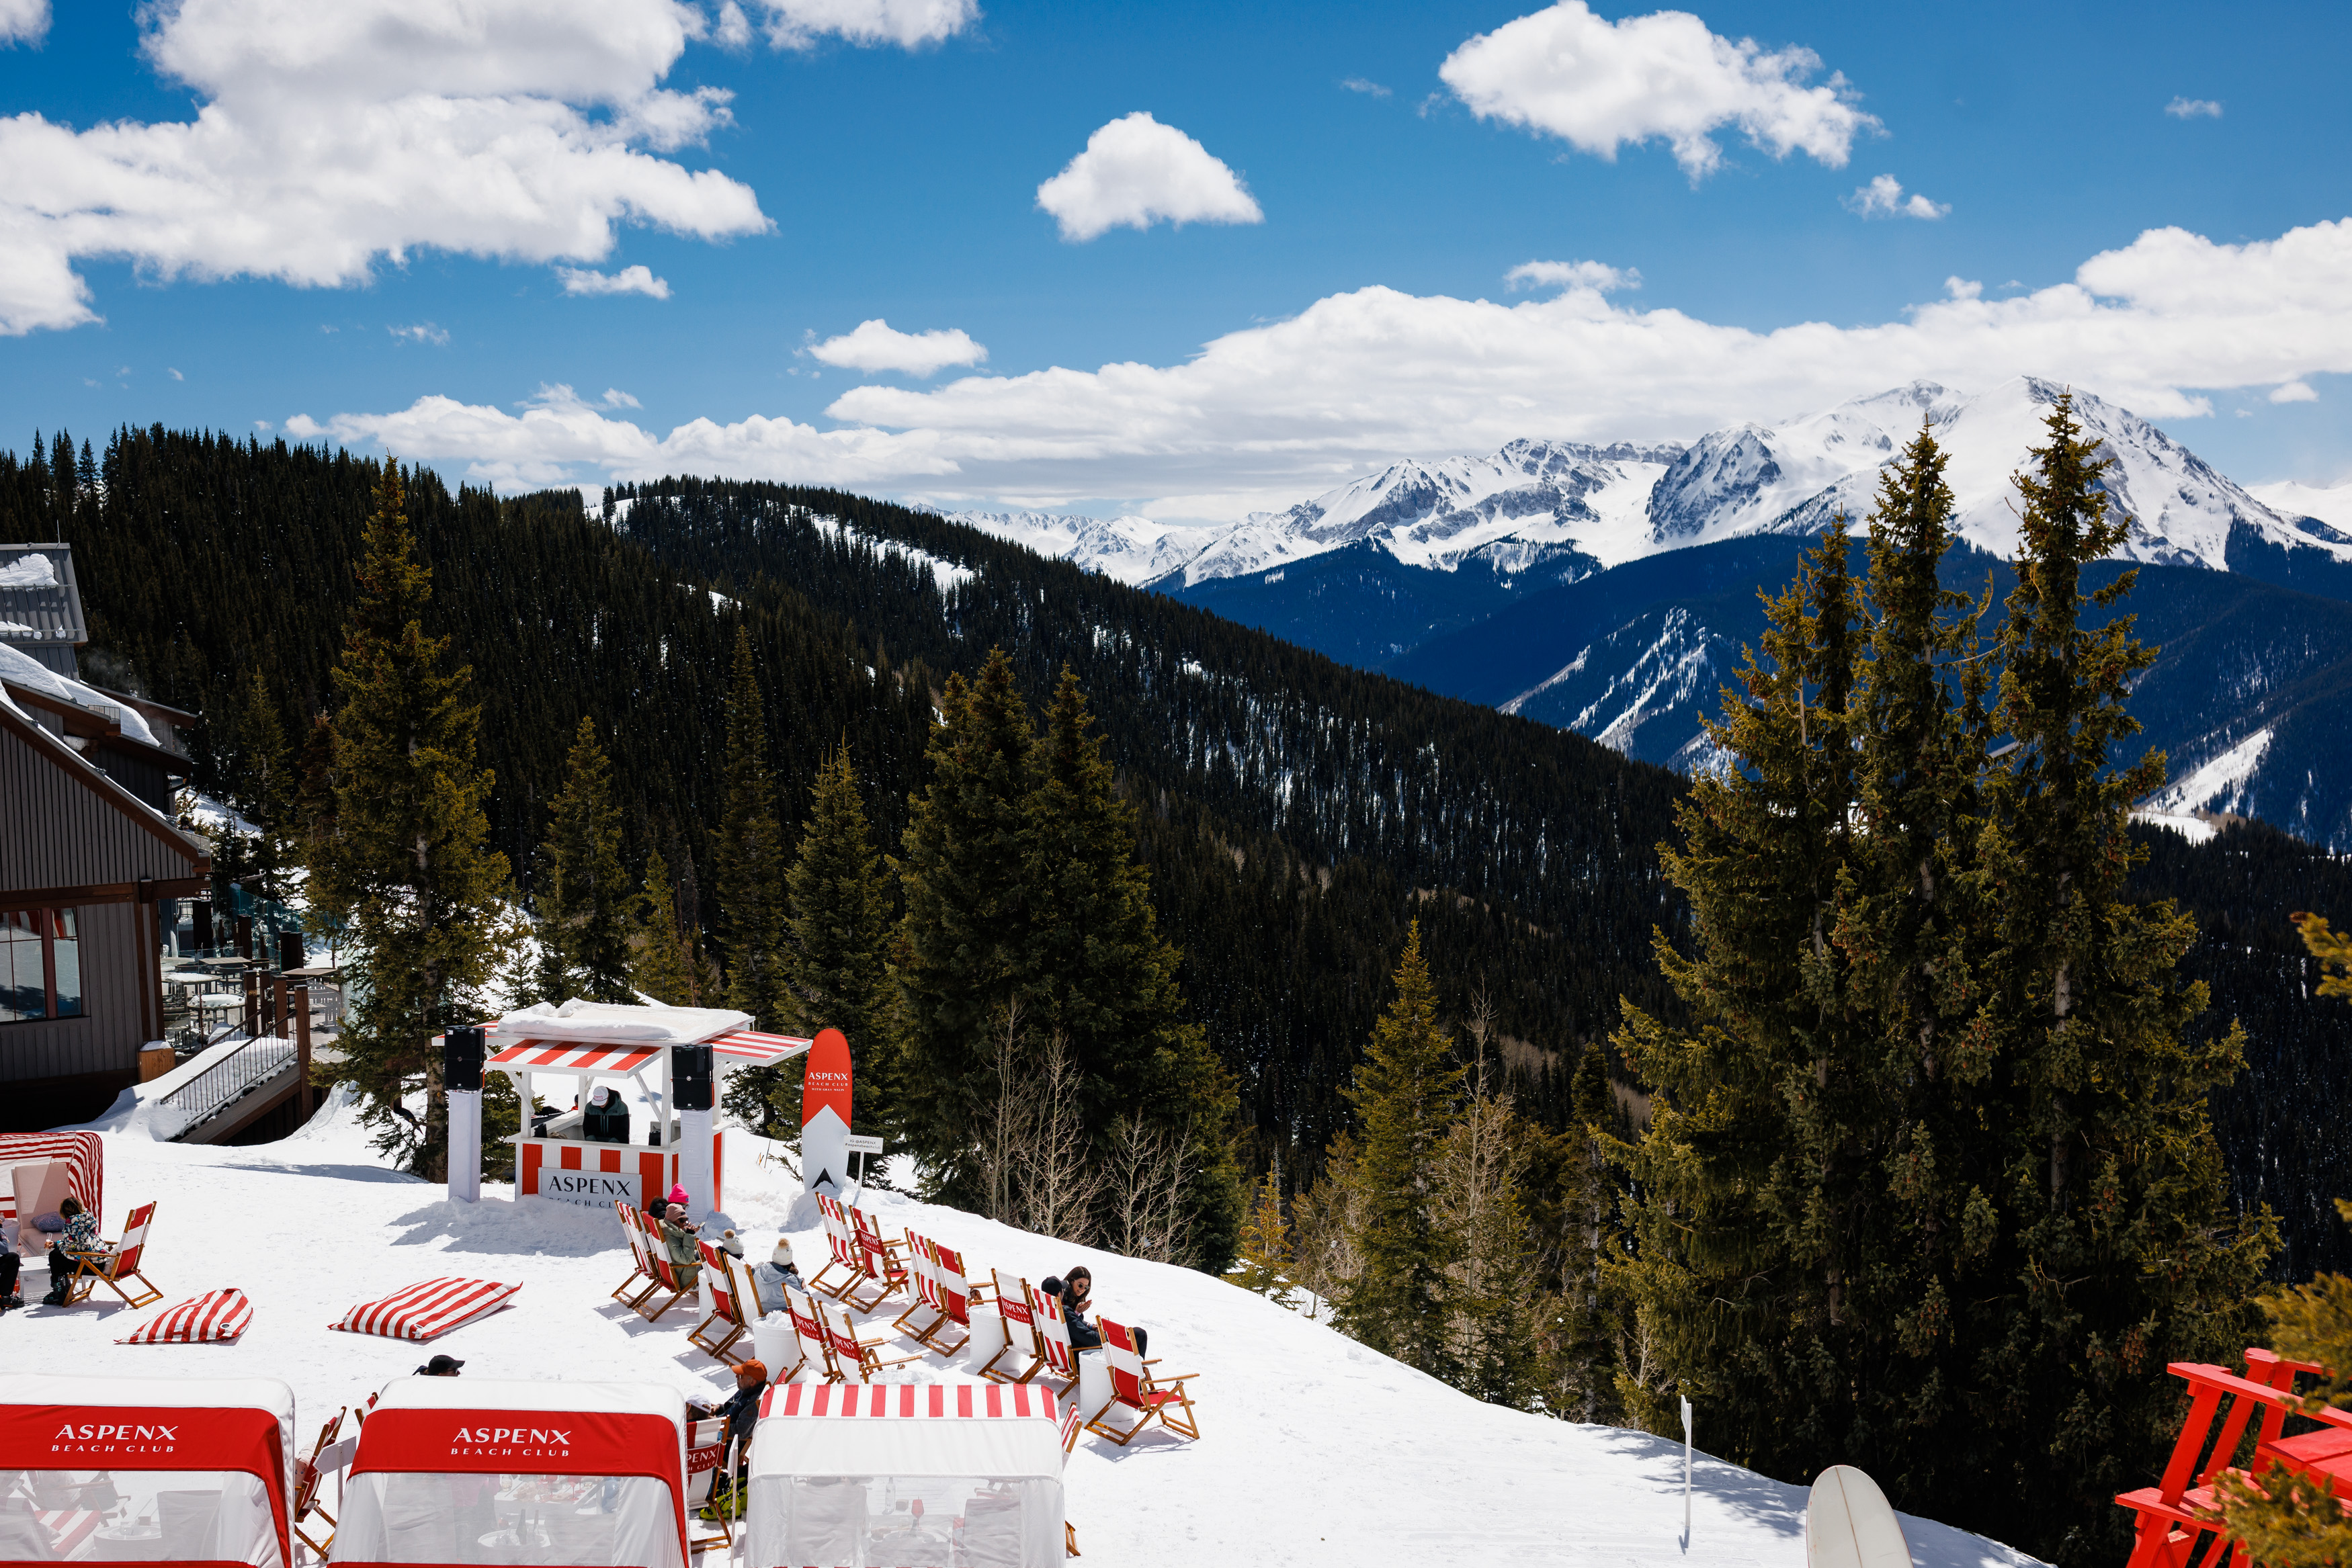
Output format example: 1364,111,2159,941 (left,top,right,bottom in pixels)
0,1130,101,1223
746,1379,1069,1568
